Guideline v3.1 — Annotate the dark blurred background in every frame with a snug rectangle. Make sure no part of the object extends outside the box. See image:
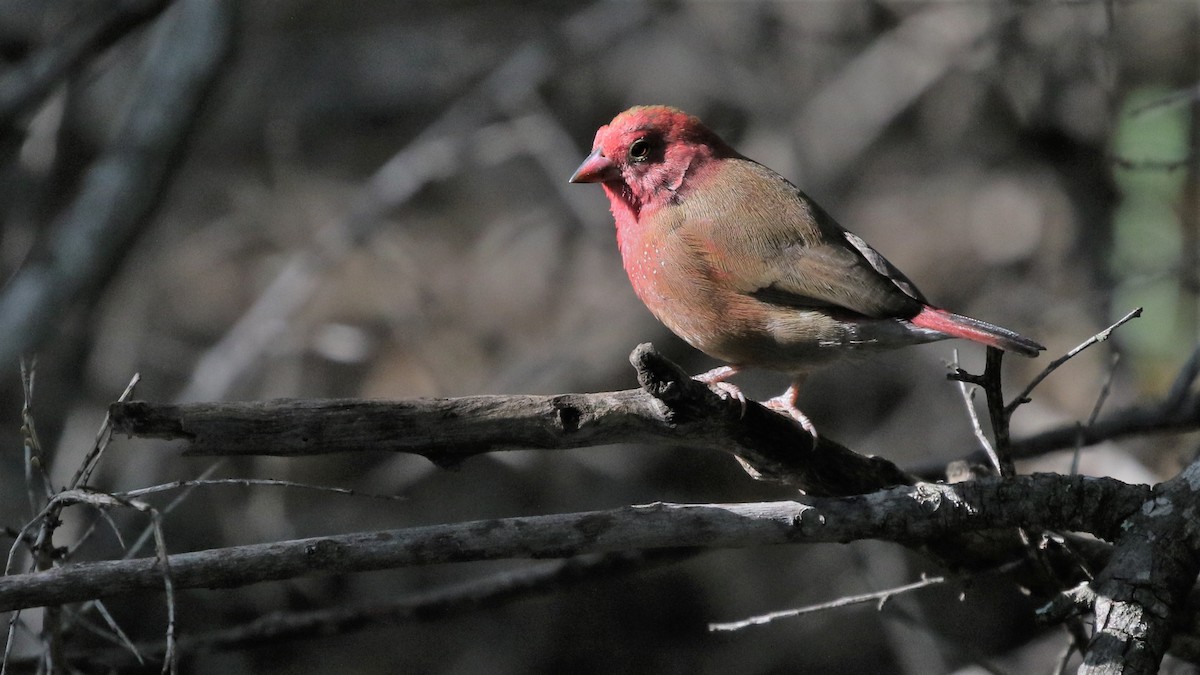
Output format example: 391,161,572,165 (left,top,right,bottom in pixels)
1,1,1197,673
